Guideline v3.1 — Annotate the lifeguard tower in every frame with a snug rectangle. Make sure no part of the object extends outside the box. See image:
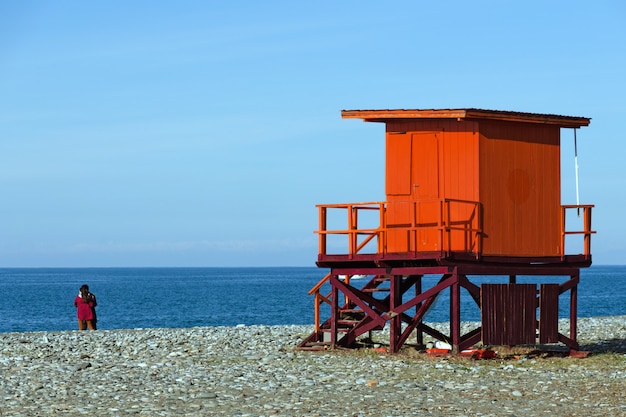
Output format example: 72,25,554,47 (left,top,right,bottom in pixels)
298,108,594,354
